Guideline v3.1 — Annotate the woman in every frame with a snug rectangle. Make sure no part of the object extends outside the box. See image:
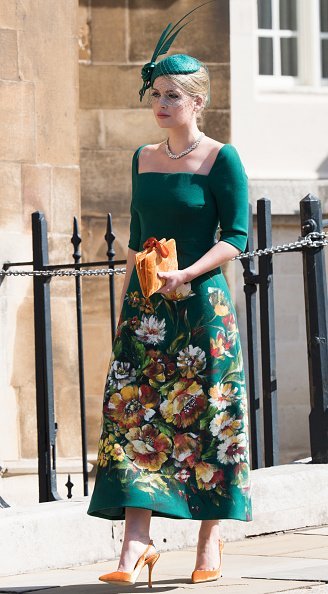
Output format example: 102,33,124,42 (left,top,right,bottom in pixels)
87,7,252,587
